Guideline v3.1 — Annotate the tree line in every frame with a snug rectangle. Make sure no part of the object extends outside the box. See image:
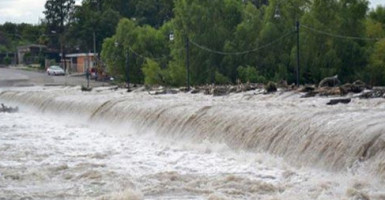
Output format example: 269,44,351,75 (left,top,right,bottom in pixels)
1,0,385,86
101,0,385,86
